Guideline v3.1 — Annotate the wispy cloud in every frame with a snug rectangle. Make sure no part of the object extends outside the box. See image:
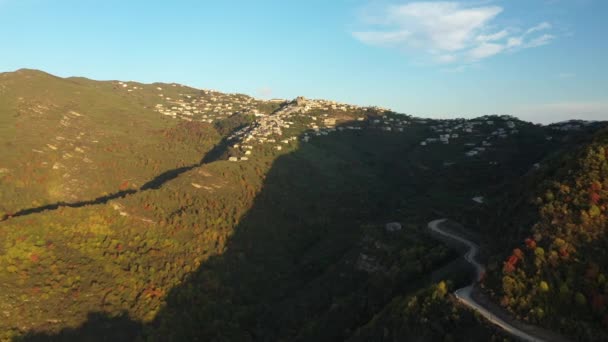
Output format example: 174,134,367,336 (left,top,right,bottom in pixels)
352,2,557,65
525,34,555,48
526,22,552,35
469,43,505,59
477,30,509,43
